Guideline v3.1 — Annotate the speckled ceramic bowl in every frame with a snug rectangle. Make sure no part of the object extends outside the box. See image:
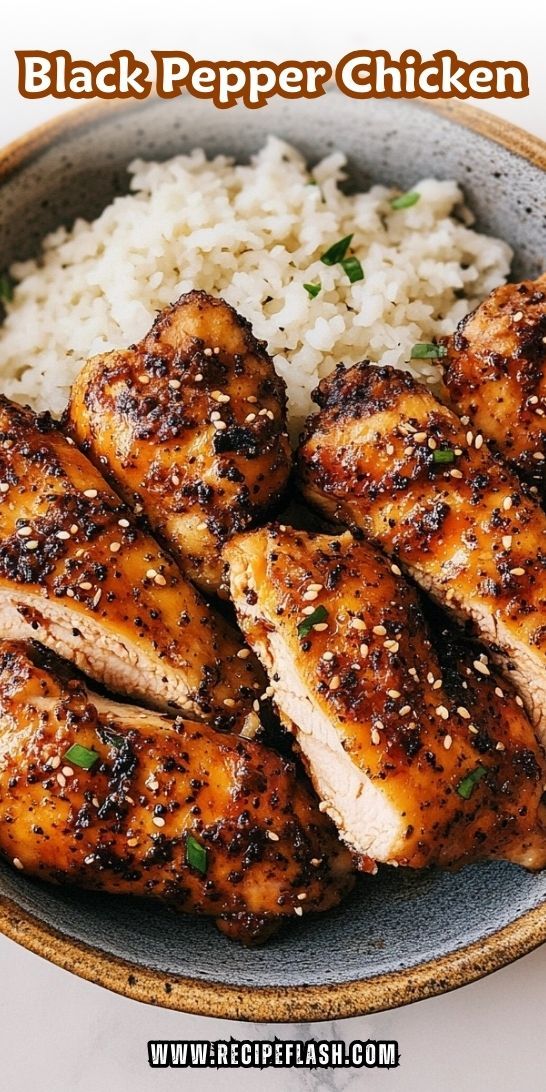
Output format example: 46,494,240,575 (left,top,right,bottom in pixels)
1,95,546,1022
